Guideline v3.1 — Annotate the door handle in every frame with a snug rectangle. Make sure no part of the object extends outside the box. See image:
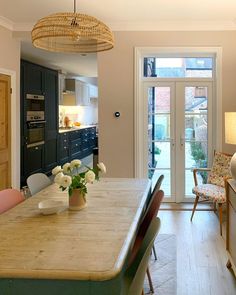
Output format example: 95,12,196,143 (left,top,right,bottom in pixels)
170,138,175,147
180,135,186,146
